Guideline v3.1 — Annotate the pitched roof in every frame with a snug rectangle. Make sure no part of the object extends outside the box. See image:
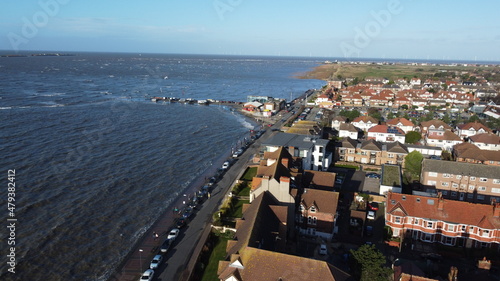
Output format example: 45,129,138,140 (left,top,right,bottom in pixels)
302,170,336,191
352,116,378,124
300,189,339,214
339,123,359,132
386,117,414,127
426,130,462,141
332,116,347,122
469,133,500,145
220,246,340,281
368,124,405,135
360,139,383,151
340,137,359,148
386,192,500,229
386,142,409,154
422,159,500,179
457,121,492,133
420,120,452,130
